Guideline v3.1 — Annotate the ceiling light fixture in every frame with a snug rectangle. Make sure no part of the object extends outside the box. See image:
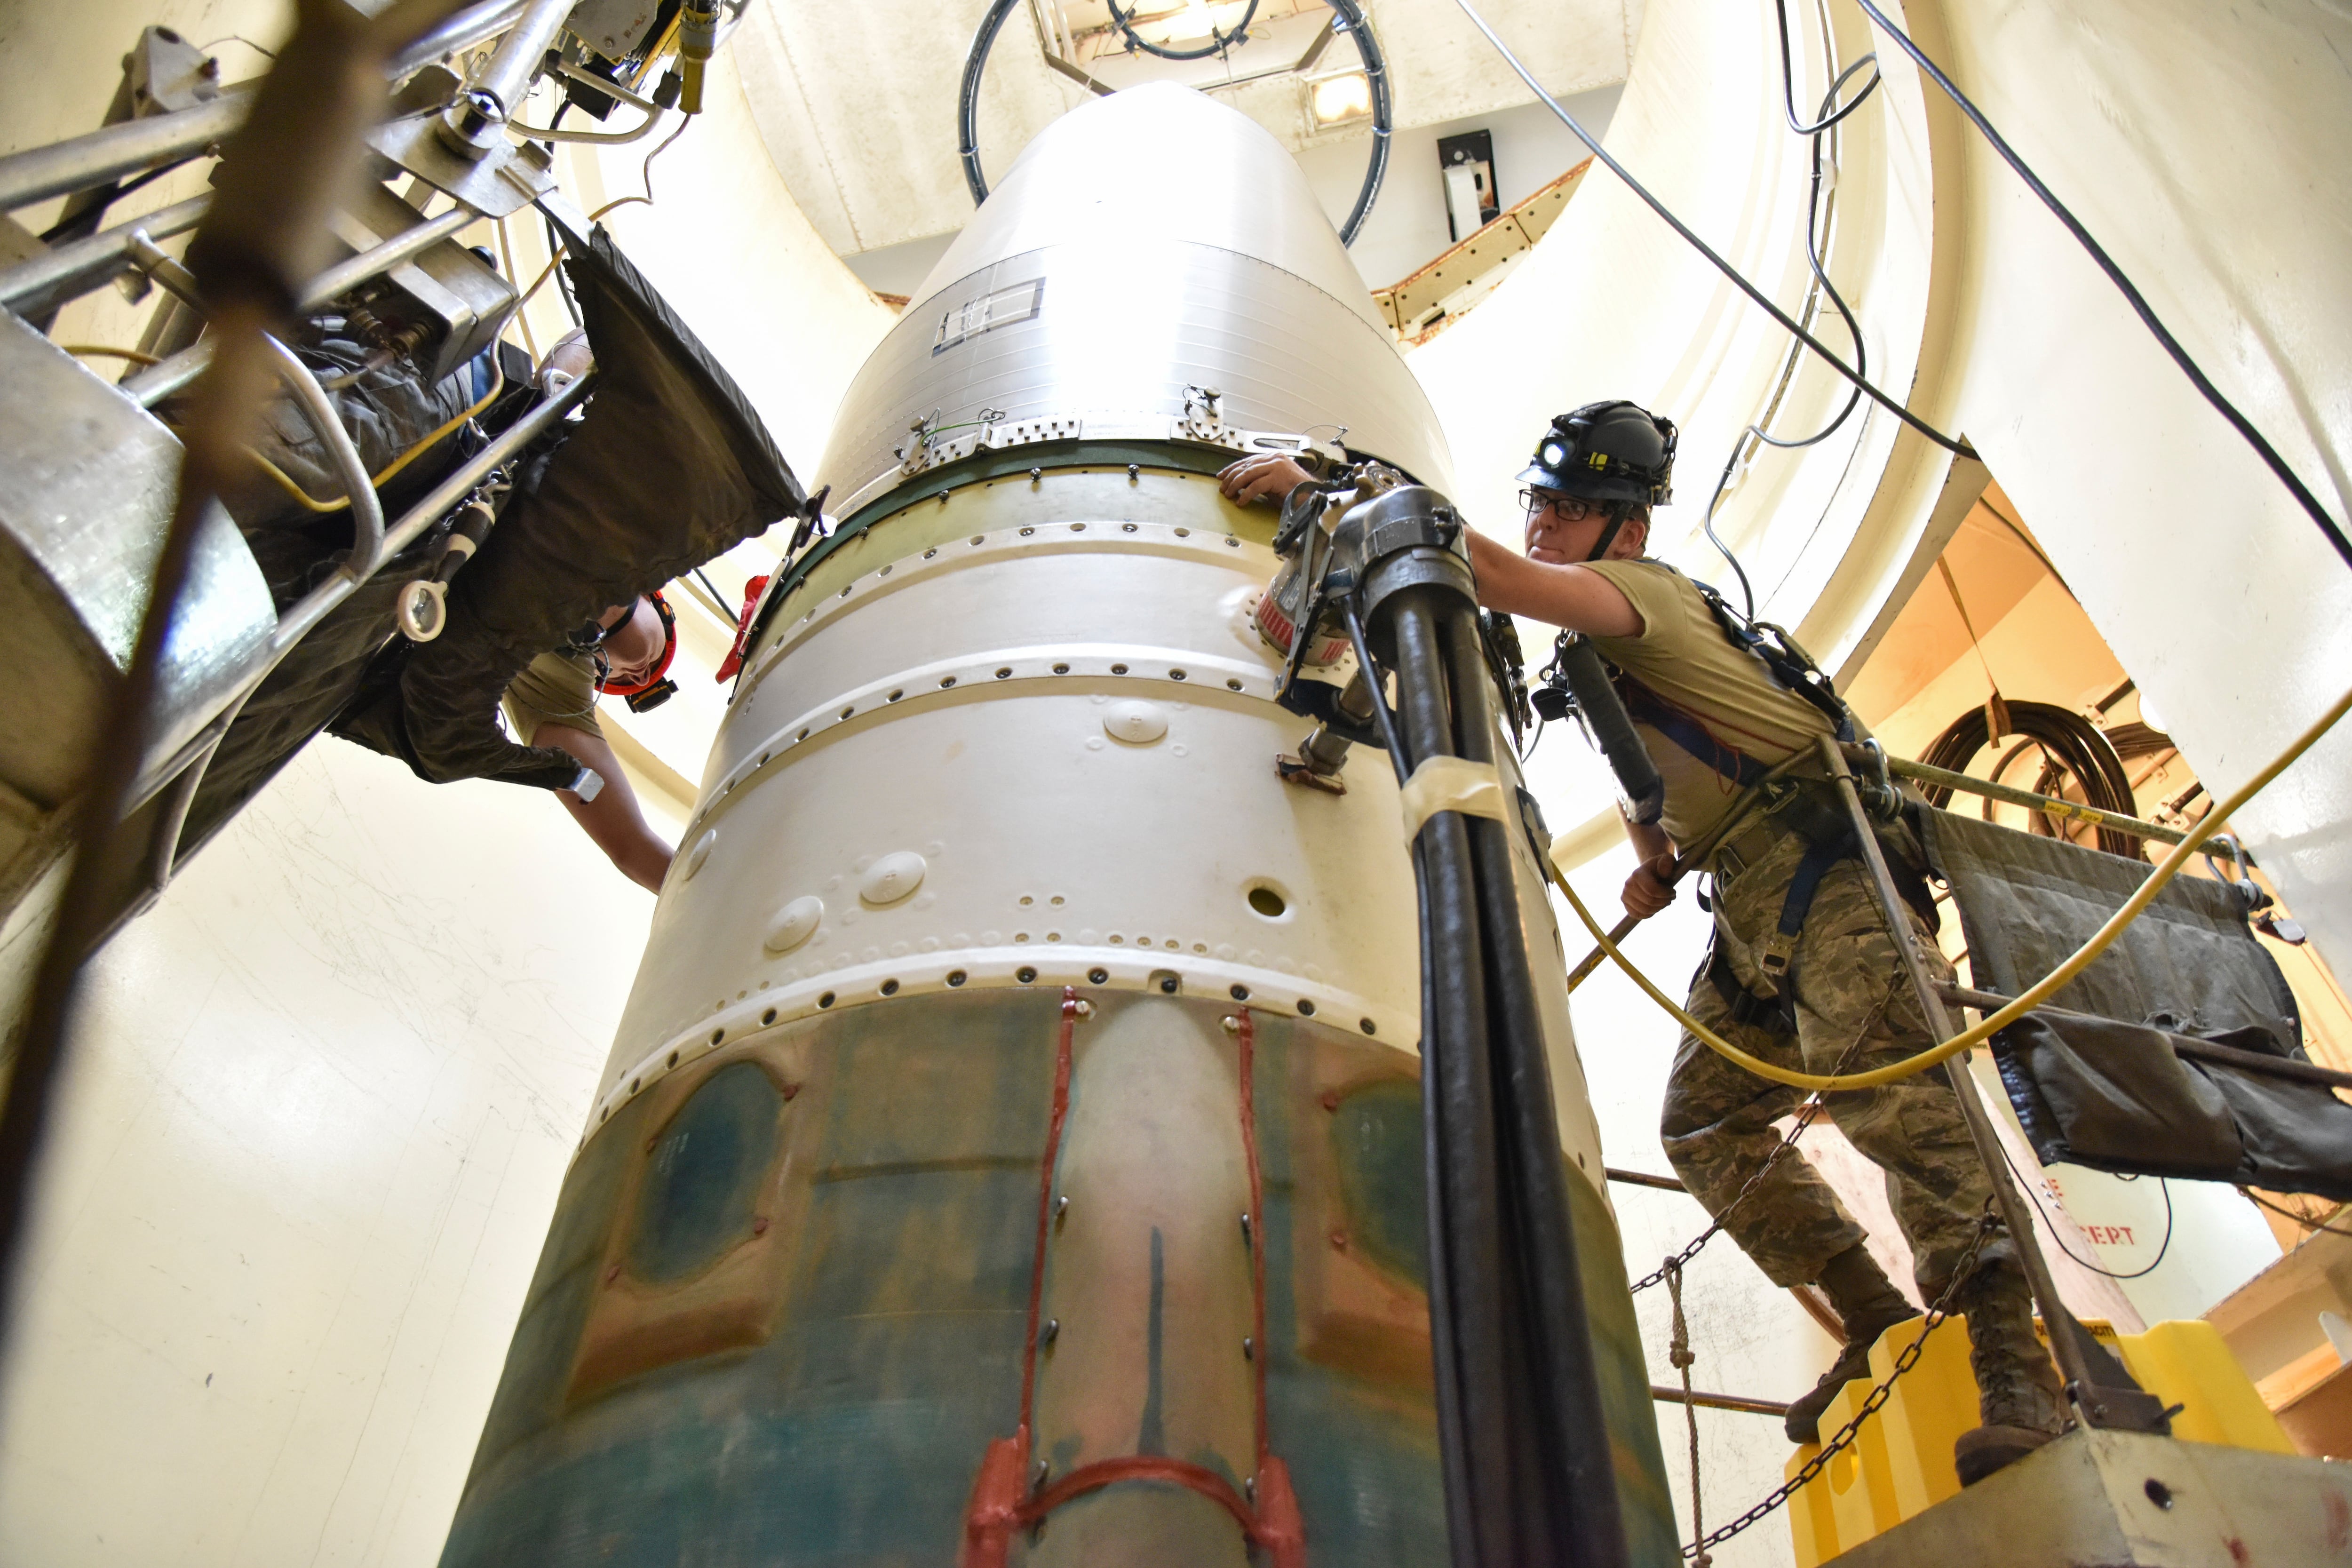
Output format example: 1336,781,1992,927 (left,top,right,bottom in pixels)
1306,67,1373,127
